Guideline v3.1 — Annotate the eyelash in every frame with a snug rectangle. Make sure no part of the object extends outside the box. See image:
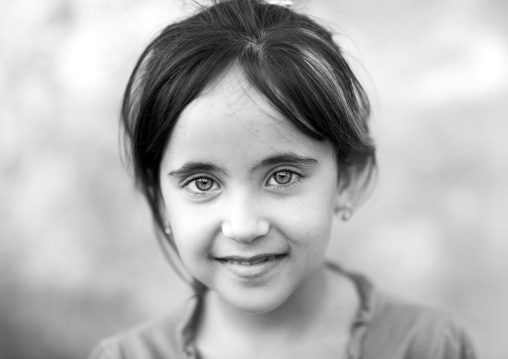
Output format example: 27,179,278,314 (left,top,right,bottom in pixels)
180,169,305,197
265,169,304,190
181,176,220,197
